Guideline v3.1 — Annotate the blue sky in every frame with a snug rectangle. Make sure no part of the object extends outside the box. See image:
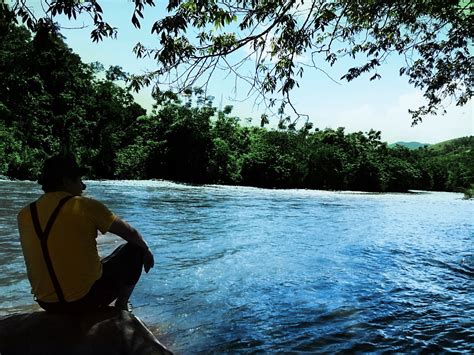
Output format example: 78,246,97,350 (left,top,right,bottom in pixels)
25,1,472,144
